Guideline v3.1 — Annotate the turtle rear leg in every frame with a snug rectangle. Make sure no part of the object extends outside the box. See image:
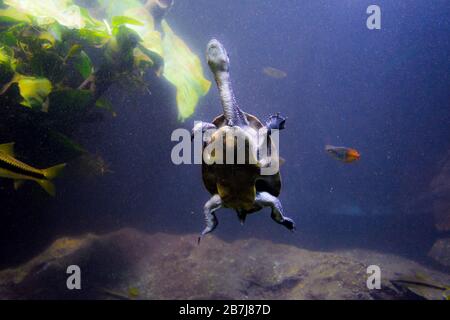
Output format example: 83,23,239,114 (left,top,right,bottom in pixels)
236,209,247,225
198,194,222,244
255,192,296,231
